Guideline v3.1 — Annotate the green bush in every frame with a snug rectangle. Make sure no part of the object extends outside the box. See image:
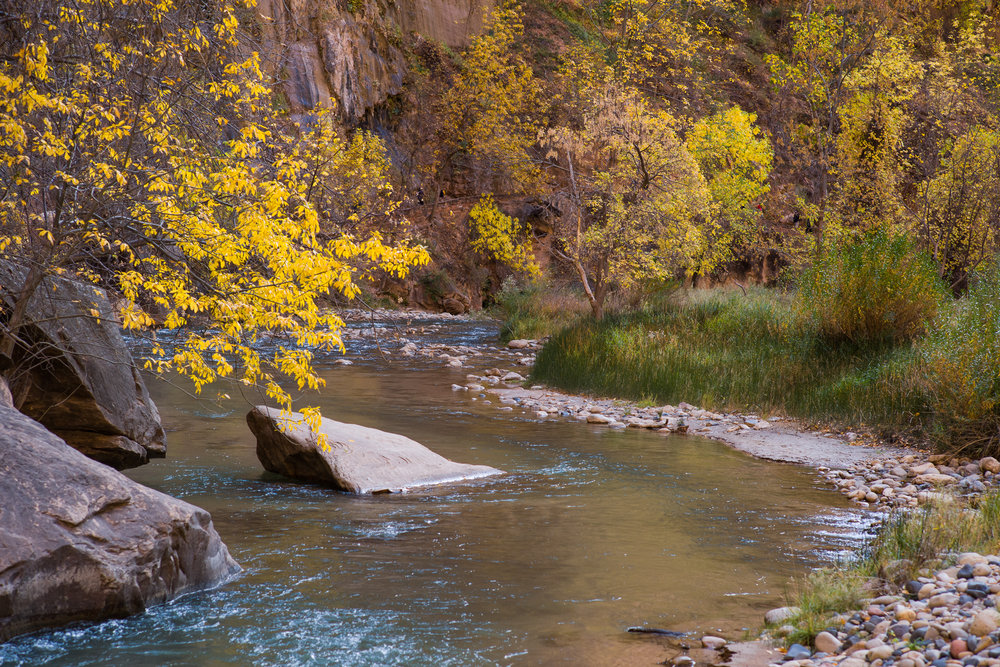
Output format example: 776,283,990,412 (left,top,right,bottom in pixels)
797,231,946,345
920,261,1000,455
